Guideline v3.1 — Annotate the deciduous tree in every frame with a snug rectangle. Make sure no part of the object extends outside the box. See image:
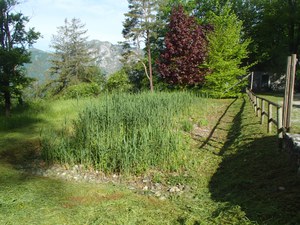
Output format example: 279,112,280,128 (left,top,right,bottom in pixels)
157,5,210,86
0,0,40,116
